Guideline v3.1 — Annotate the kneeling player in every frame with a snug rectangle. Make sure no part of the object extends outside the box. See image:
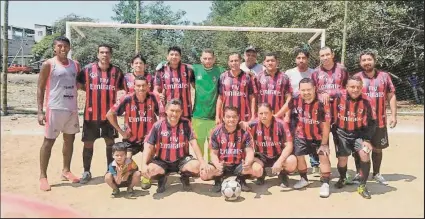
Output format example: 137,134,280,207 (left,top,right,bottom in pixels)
105,142,141,198
140,99,208,193
246,103,297,187
200,106,263,192
280,78,332,197
331,76,377,199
